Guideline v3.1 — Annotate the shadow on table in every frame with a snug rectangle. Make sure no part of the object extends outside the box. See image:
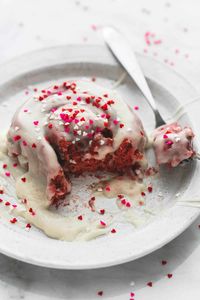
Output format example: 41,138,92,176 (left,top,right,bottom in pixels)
0,215,200,299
